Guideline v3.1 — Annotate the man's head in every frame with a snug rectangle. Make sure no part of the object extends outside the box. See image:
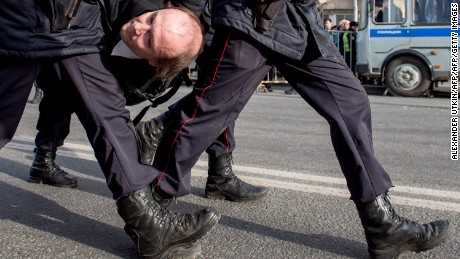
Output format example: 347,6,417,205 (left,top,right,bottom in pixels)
338,20,345,30
350,21,358,31
341,20,350,30
120,7,204,81
324,18,332,30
